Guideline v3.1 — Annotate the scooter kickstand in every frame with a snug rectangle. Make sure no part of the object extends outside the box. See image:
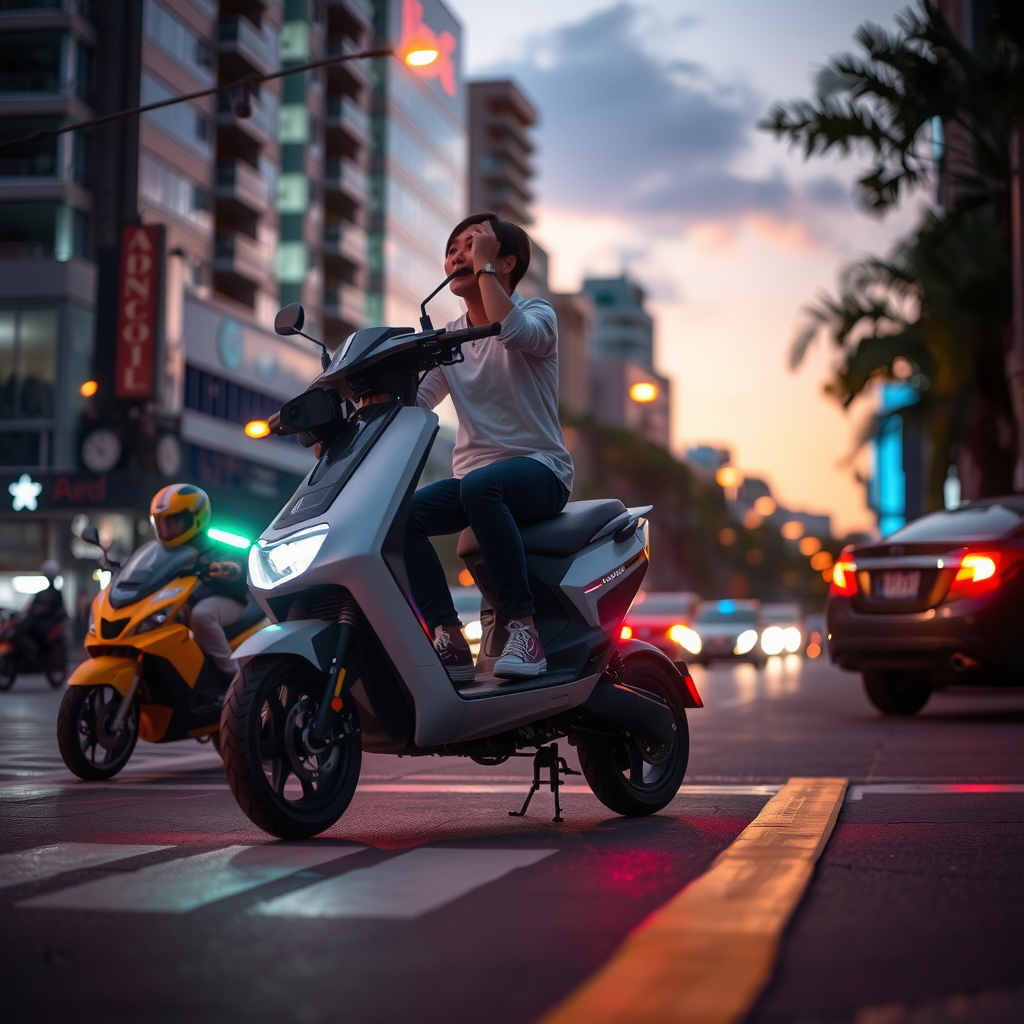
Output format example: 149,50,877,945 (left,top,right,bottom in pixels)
508,743,581,823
